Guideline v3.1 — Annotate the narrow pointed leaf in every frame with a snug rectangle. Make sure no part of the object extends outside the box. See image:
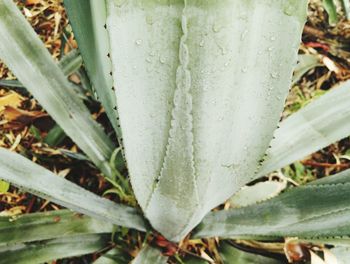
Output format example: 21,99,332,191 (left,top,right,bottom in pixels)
259,80,350,176
0,234,108,264
194,180,350,239
323,0,338,25
0,0,115,178
0,49,82,90
132,245,168,264
107,0,307,240
0,148,146,231
63,0,122,142
0,210,112,246
58,49,83,76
